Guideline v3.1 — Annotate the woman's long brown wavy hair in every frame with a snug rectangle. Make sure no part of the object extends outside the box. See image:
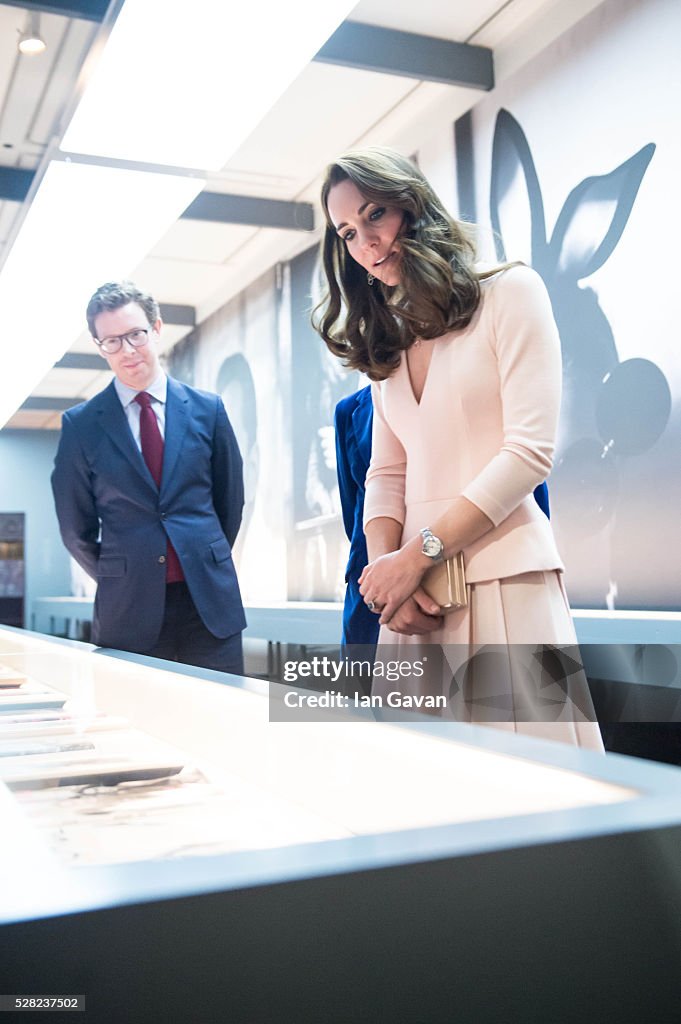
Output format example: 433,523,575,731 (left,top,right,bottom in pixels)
312,147,506,381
